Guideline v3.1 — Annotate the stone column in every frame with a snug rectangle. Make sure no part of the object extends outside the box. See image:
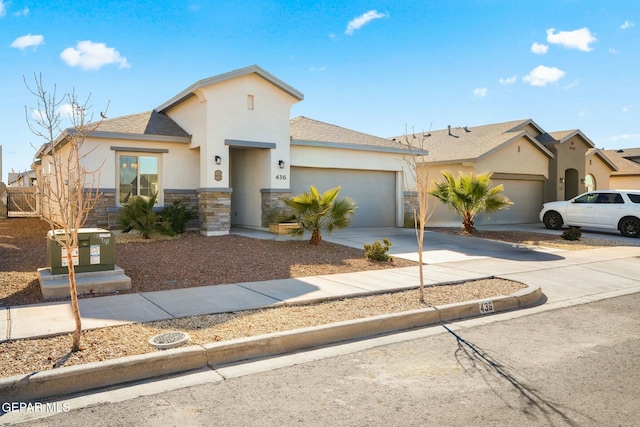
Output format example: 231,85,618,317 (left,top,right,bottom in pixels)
403,191,418,228
198,188,232,236
260,189,292,227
